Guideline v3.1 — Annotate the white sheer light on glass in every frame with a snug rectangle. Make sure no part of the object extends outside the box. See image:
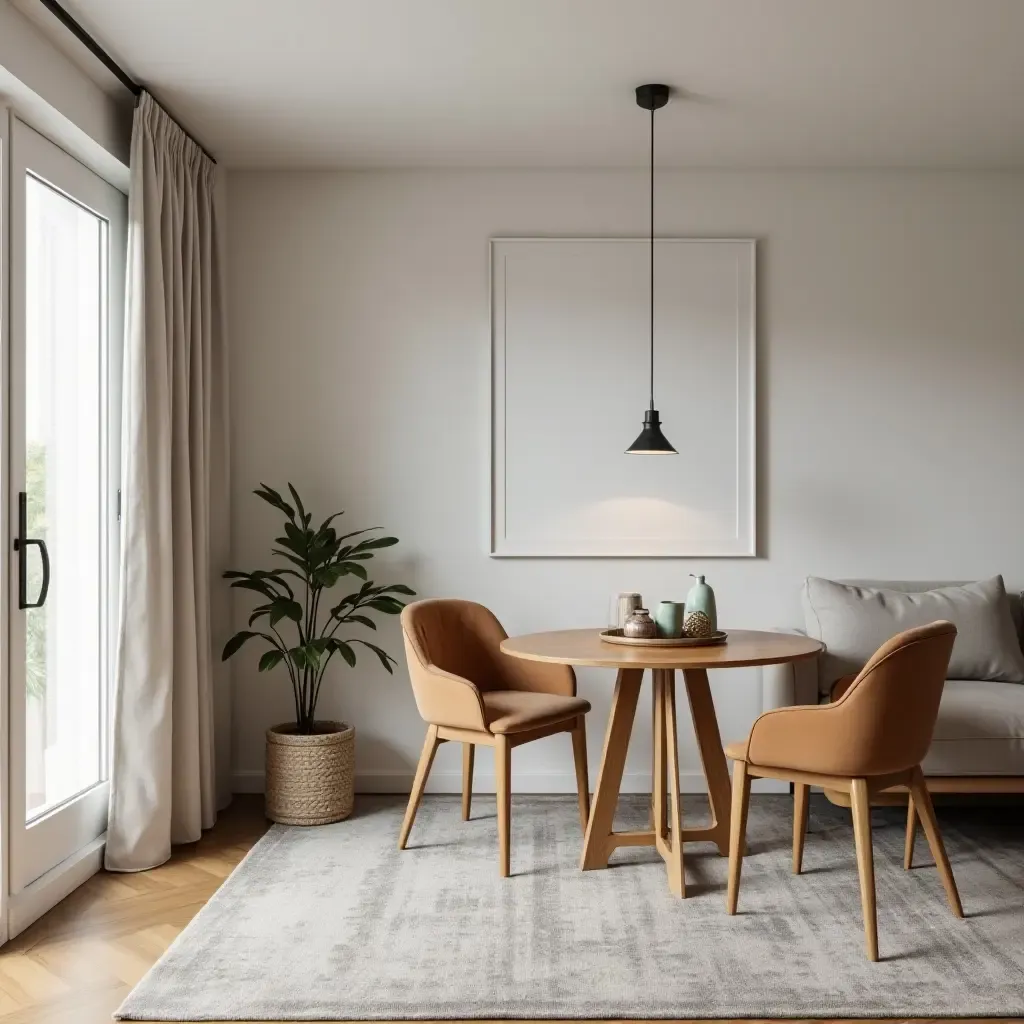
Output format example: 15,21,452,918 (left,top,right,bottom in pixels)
24,174,107,821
